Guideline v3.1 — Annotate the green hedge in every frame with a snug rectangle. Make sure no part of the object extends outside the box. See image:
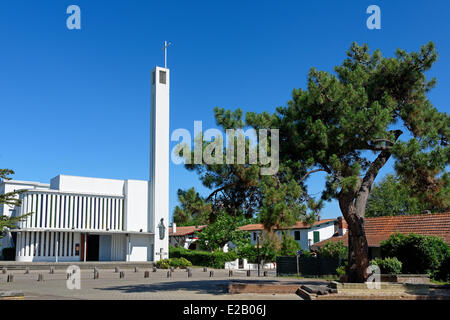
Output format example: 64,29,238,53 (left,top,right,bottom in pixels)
156,257,193,269
169,246,237,269
437,254,450,282
370,257,403,274
381,233,450,277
